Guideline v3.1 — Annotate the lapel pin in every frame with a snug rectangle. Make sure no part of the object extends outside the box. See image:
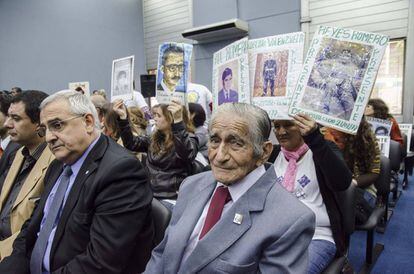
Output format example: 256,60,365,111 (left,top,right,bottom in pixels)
233,213,243,225
85,170,89,175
